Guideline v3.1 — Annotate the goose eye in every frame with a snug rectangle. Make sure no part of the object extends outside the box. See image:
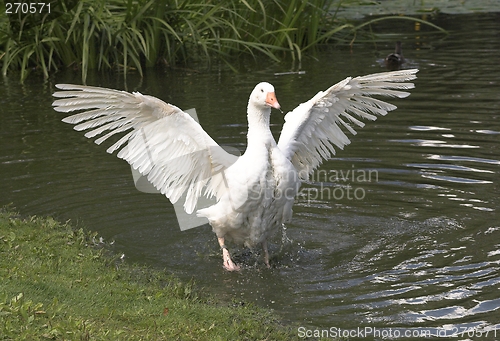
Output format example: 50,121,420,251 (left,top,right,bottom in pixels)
260,89,264,93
